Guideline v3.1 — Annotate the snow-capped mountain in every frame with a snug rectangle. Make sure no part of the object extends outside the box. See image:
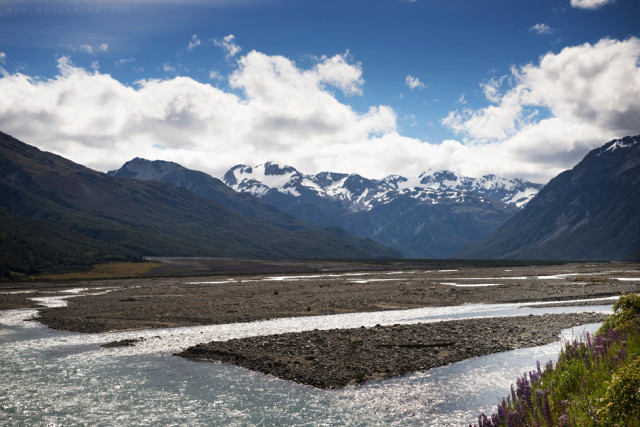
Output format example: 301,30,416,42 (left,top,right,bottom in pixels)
224,162,542,211
223,162,543,258
108,158,400,258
